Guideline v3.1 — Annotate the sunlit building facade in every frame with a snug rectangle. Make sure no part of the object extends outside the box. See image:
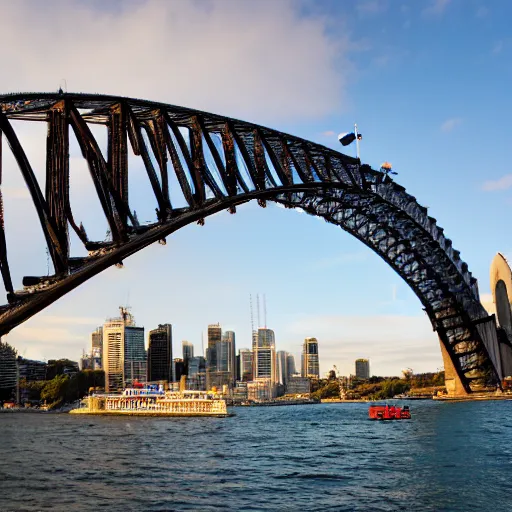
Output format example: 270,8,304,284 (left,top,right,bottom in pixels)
301,337,319,379
253,328,277,397
103,308,146,392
